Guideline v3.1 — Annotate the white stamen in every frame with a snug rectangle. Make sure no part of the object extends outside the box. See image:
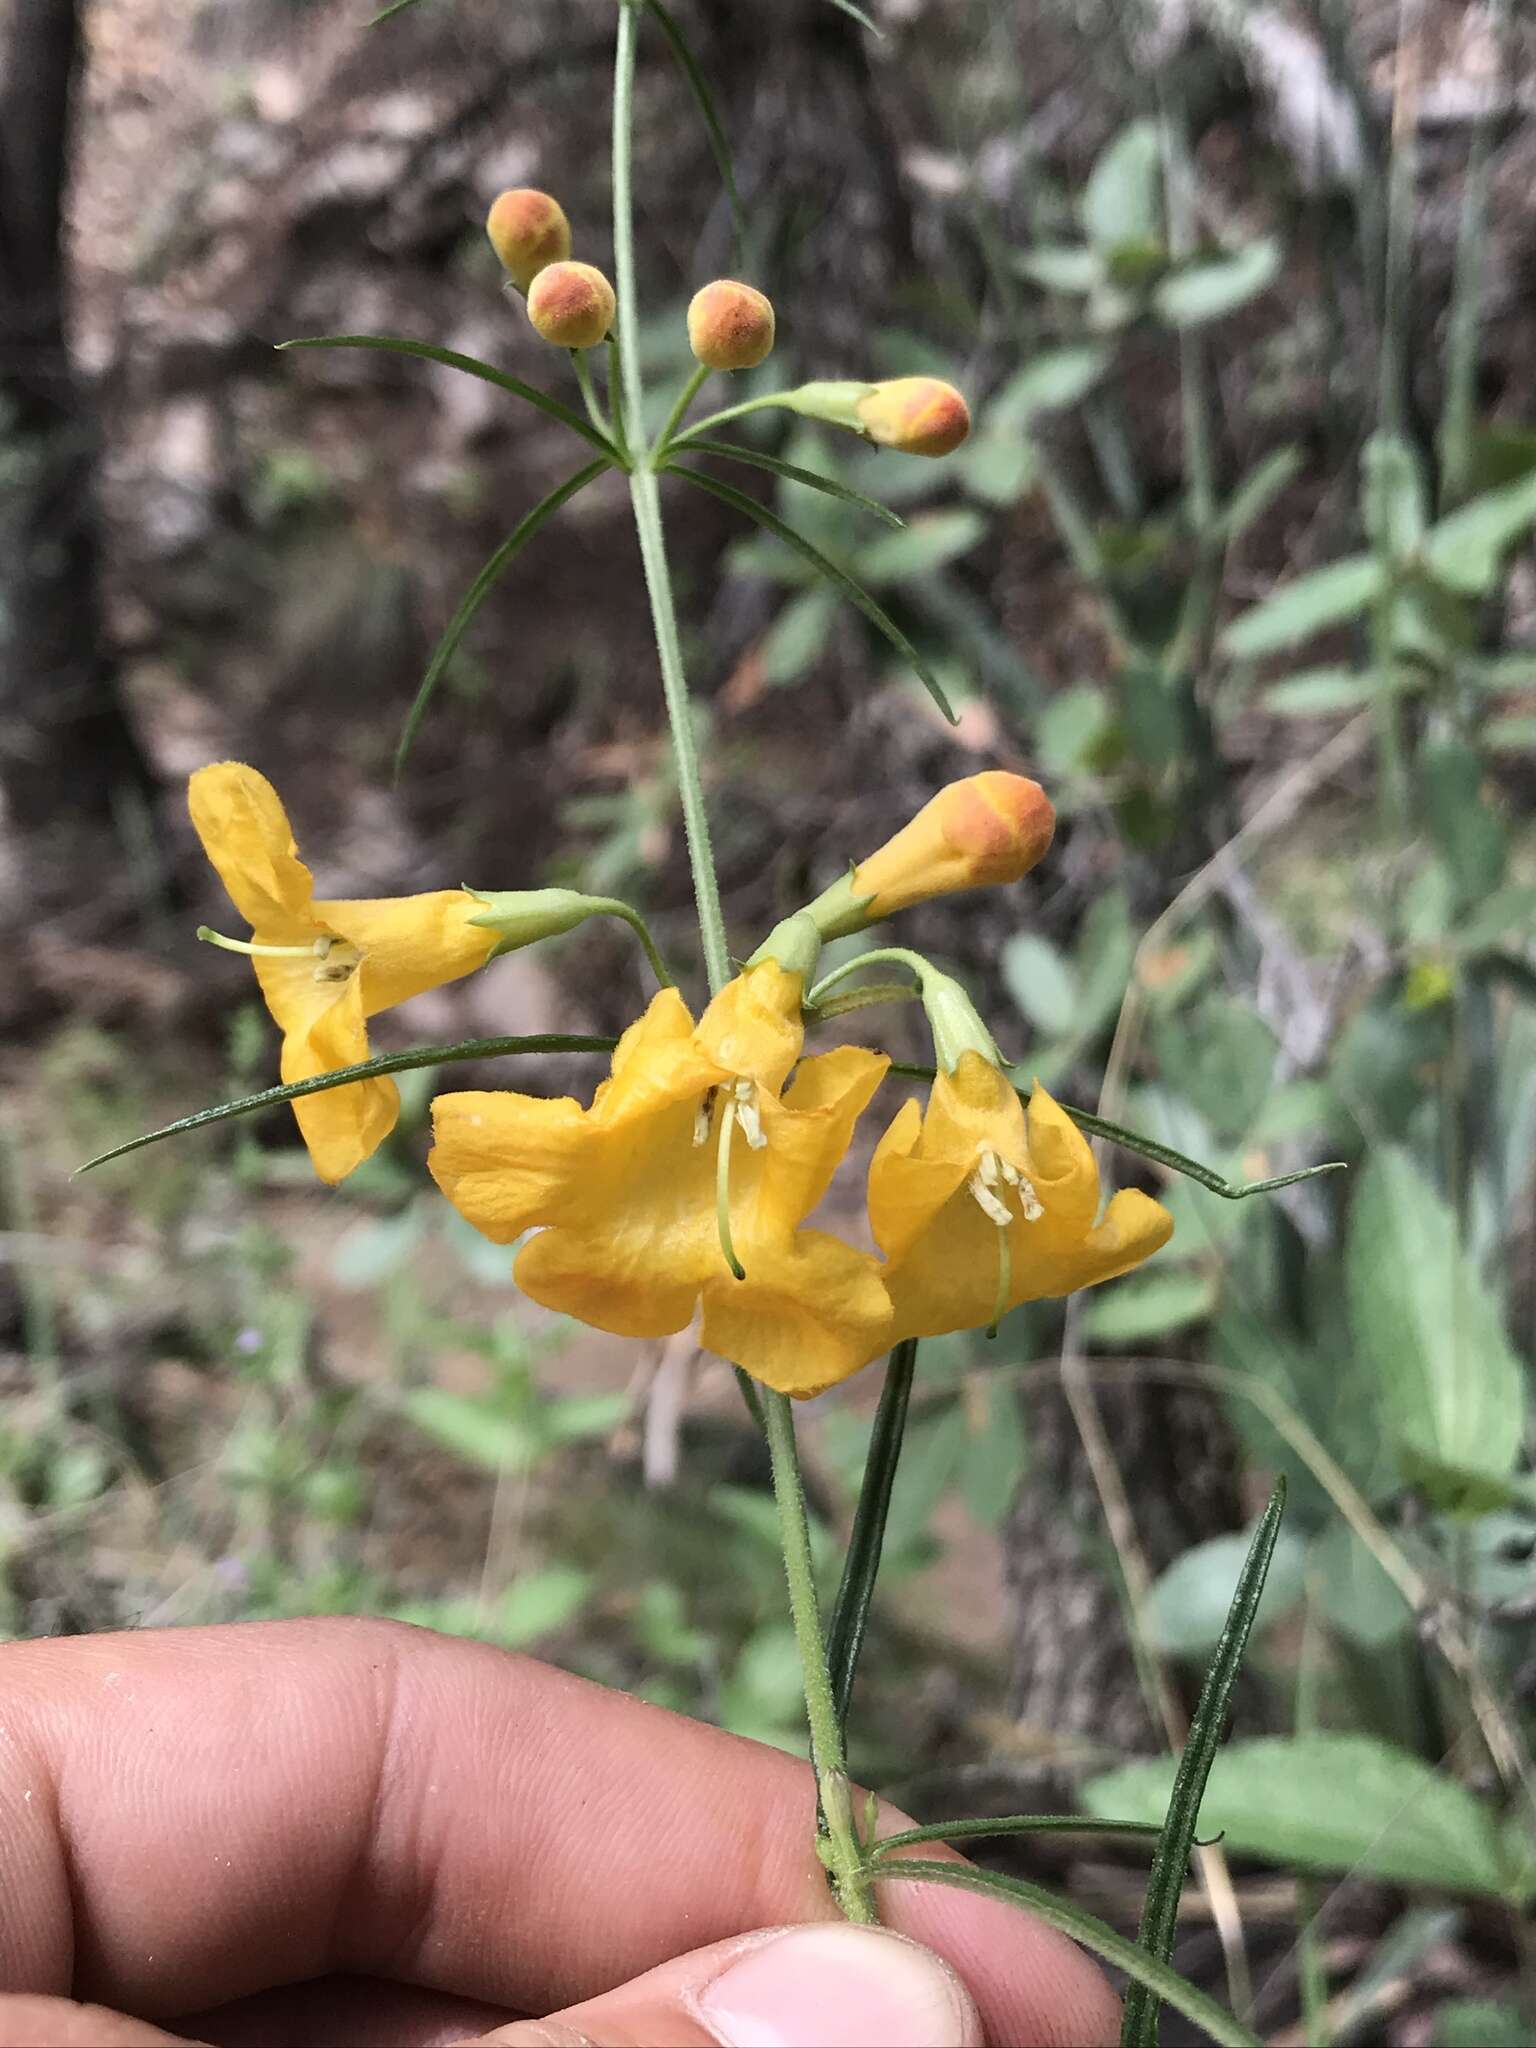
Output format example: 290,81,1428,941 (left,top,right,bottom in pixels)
967,1167,1013,1229
733,1078,767,1150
